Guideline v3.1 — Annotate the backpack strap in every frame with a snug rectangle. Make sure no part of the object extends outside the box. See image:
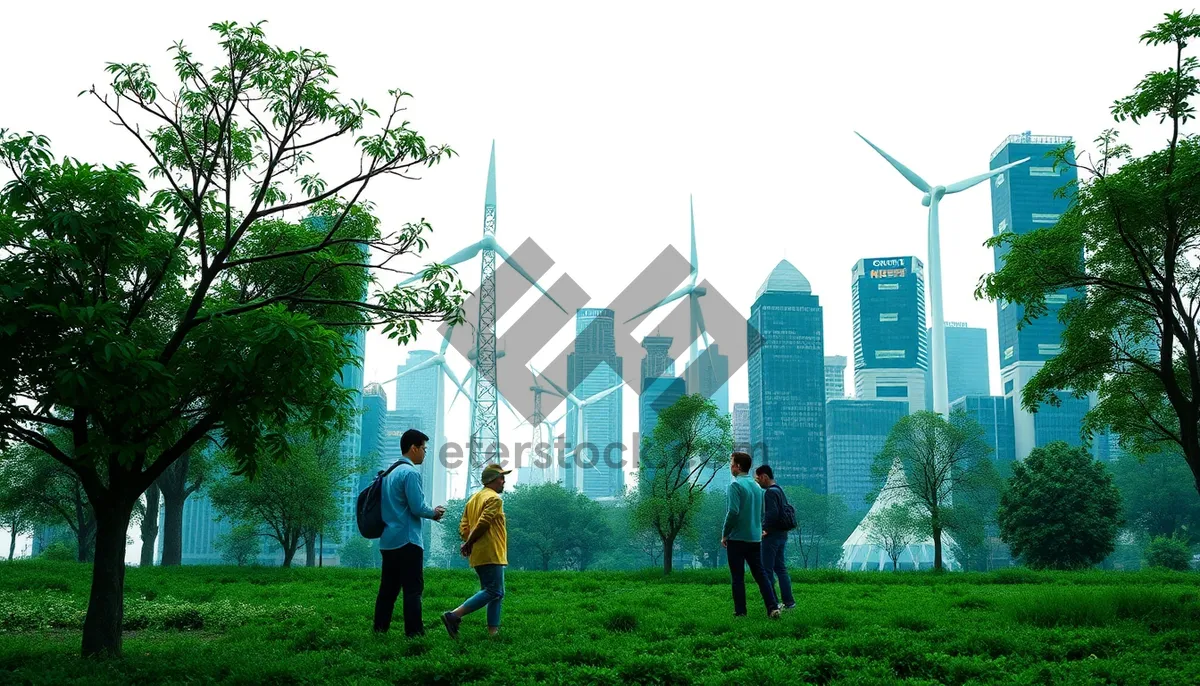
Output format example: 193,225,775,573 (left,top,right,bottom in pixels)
378,460,404,480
